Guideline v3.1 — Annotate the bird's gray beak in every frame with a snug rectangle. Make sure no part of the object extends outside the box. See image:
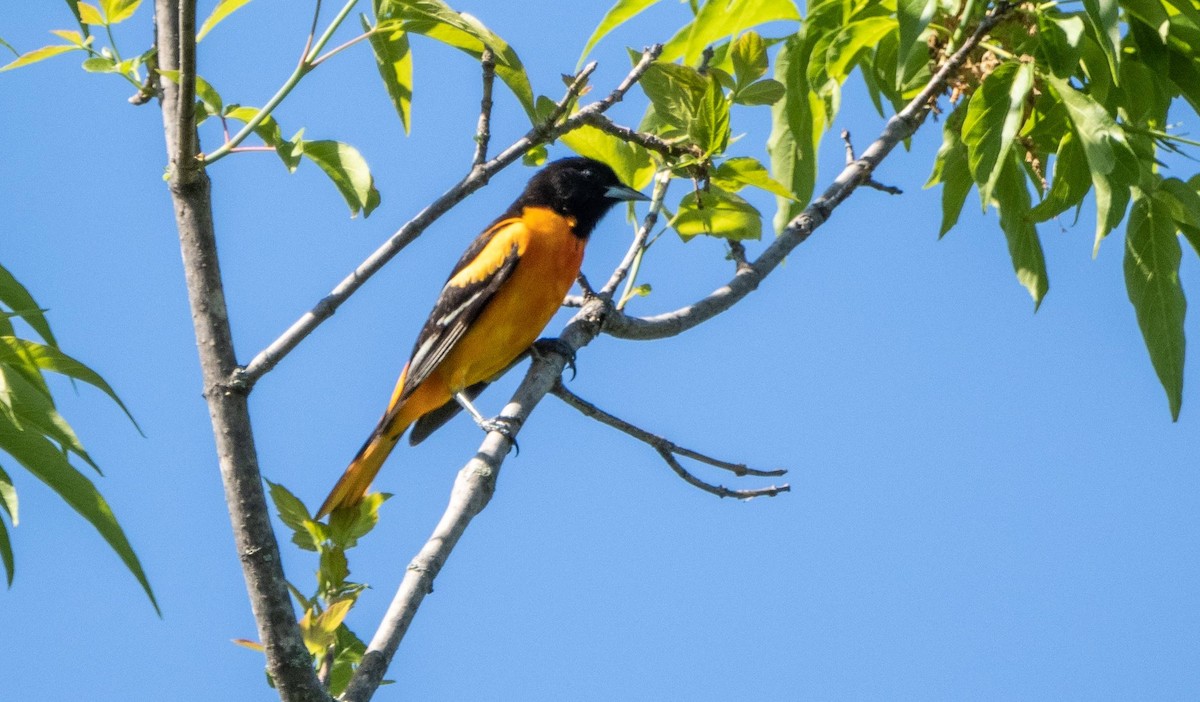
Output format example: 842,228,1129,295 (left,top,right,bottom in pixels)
605,184,651,202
